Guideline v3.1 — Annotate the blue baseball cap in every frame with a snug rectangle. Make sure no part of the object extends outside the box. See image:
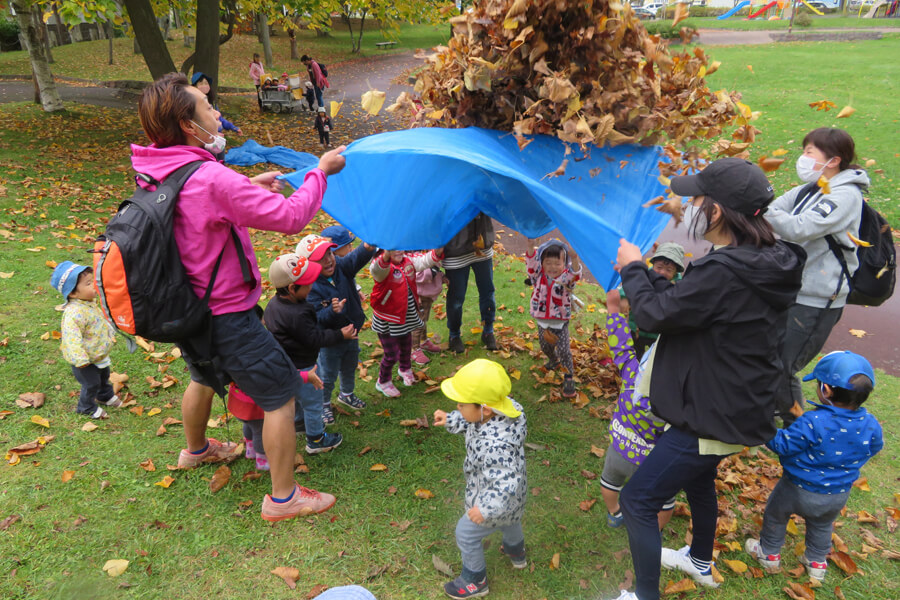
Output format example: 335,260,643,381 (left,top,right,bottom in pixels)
802,351,876,389
50,260,90,299
321,225,355,249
